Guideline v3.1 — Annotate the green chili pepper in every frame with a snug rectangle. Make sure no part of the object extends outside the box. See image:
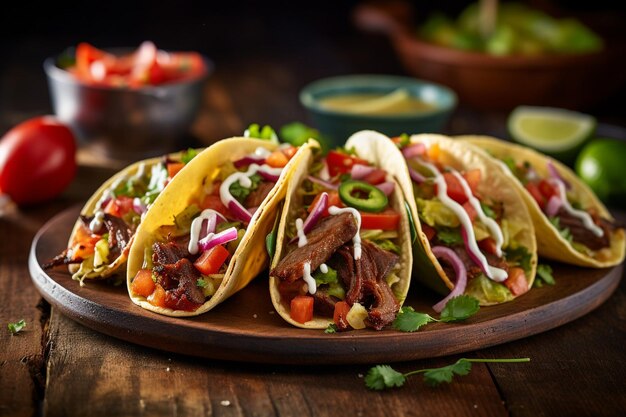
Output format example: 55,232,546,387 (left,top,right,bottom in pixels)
338,180,388,213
